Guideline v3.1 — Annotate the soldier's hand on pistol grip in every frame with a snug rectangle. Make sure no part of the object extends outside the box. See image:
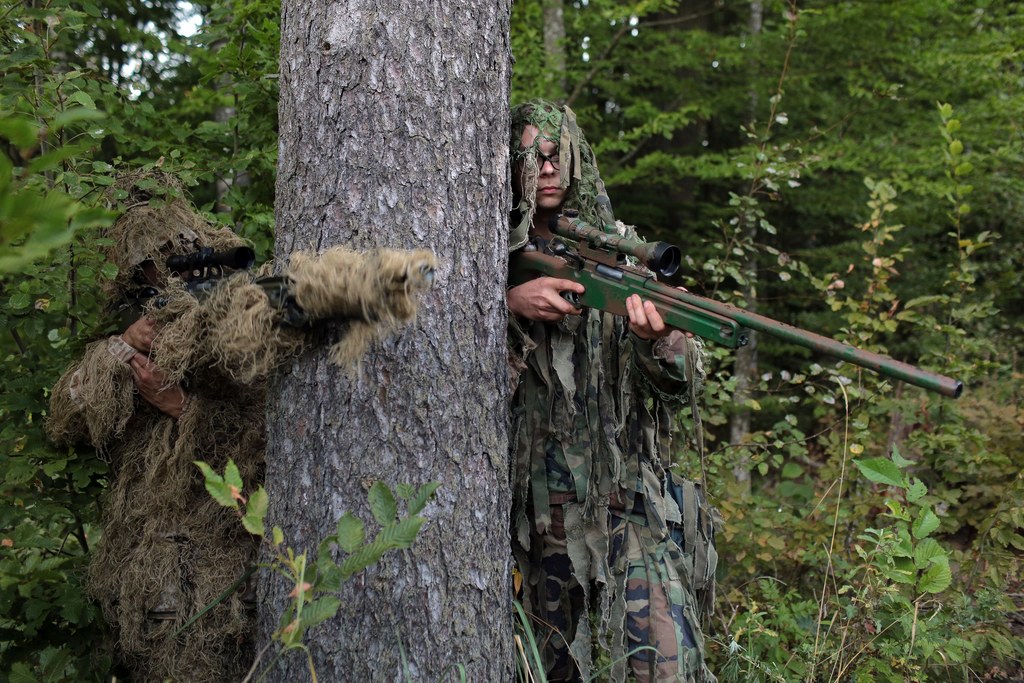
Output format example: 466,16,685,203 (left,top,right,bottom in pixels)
122,317,159,354
130,353,187,419
507,276,584,322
